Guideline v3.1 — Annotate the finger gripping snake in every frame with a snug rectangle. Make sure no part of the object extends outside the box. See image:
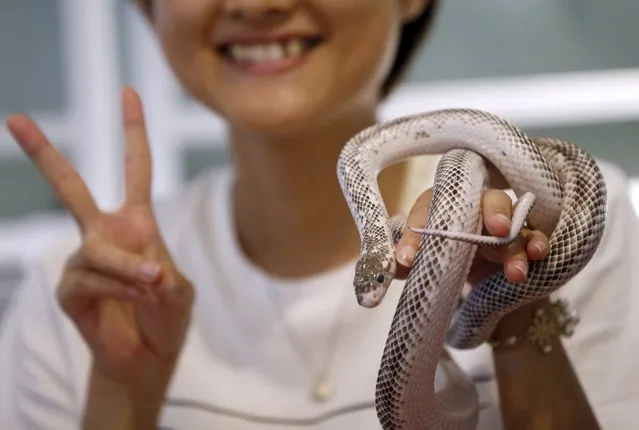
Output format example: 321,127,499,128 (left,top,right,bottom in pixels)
336,108,607,430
